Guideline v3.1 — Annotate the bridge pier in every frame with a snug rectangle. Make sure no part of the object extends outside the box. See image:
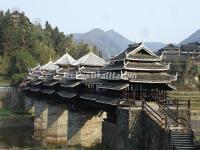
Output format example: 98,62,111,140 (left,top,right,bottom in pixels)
46,104,67,144
24,96,106,147
67,110,105,147
33,100,48,146
102,107,142,150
